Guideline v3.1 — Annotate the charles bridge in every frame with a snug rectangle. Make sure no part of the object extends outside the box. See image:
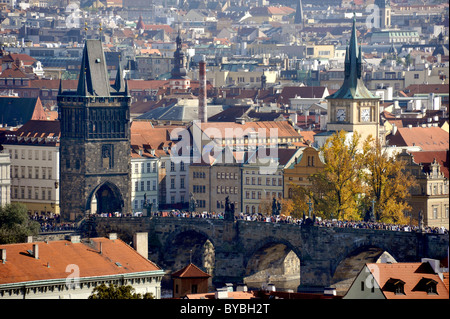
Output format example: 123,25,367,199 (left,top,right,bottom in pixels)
91,216,449,291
